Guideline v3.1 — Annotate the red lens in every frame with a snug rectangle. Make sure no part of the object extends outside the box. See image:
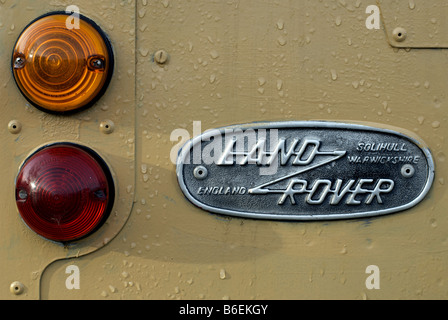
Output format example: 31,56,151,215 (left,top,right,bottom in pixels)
15,144,113,242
